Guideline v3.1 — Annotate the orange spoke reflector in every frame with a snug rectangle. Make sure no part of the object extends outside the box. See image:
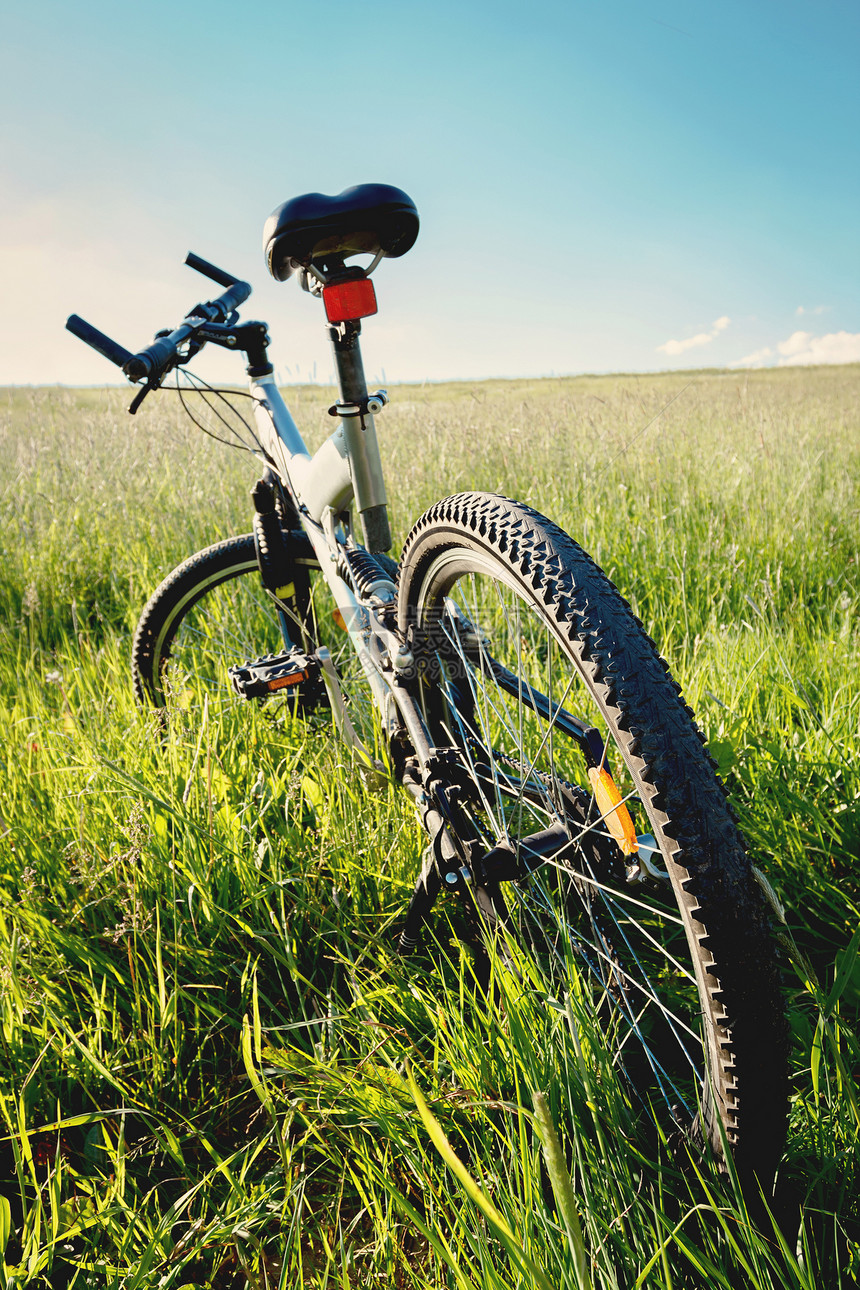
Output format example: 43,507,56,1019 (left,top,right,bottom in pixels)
587,766,639,856
332,607,346,630
267,669,308,691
